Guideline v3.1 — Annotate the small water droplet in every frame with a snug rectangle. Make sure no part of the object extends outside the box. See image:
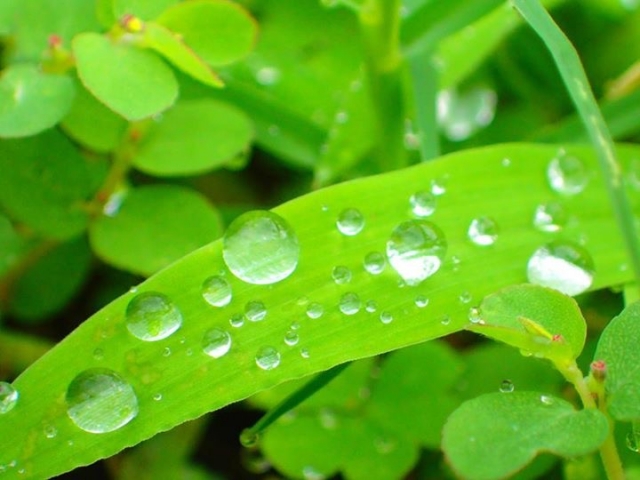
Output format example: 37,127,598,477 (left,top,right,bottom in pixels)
540,395,554,405
300,348,310,359
459,291,472,304
363,251,386,275
501,157,511,167
296,296,309,306
336,208,365,236
202,328,232,358
202,275,232,307
468,216,498,246
92,348,104,361
365,300,378,313
468,307,482,324
153,393,162,401
44,425,57,439
332,265,352,284
66,369,138,433
162,347,171,357
430,178,447,196
290,321,301,330
409,191,436,217
284,330,299,346
245,300,267,322
306,302,324,319
339,292,361,315
379,311,393,324
255,66,280,86
223,211,300,285
441,315,451,326
499,379,514,393
527,241,595,295
125,292,182,342
533,202,568,232
255,346,281,370
547,152,589,195
386,220,447,285
302,465,326,480
240,429,259,448
230,313,245,328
